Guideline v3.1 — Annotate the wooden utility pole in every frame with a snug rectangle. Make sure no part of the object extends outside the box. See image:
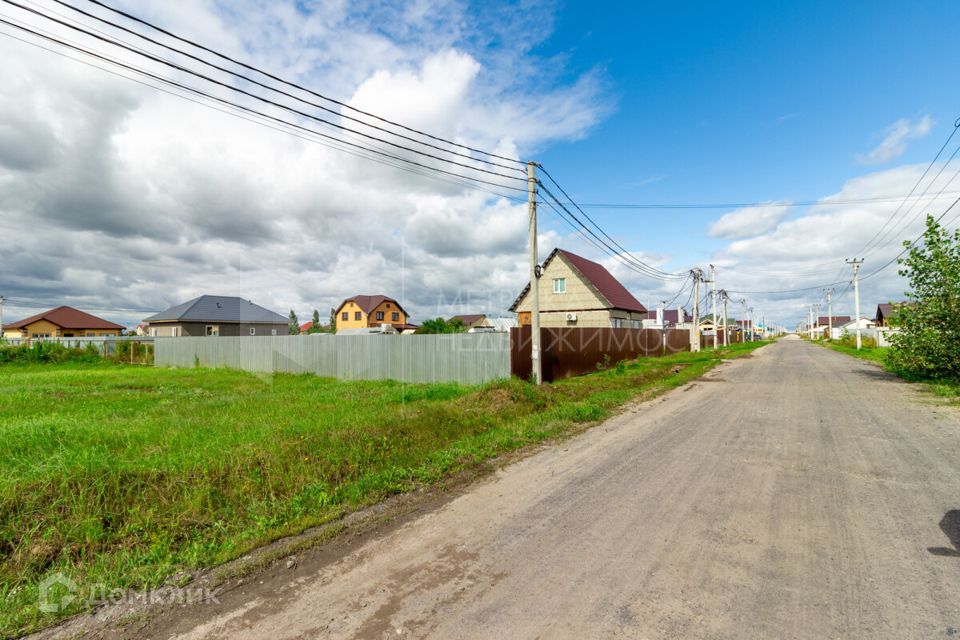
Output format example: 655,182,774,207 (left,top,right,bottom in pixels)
527,161,542,384
847,258,864,350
